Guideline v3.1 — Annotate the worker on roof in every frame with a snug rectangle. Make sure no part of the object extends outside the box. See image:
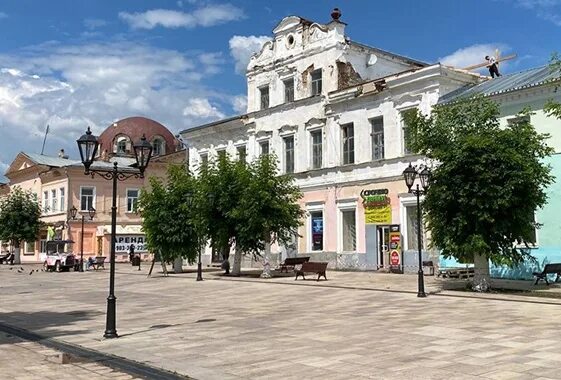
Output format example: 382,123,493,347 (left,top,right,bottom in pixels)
485,55,501,78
